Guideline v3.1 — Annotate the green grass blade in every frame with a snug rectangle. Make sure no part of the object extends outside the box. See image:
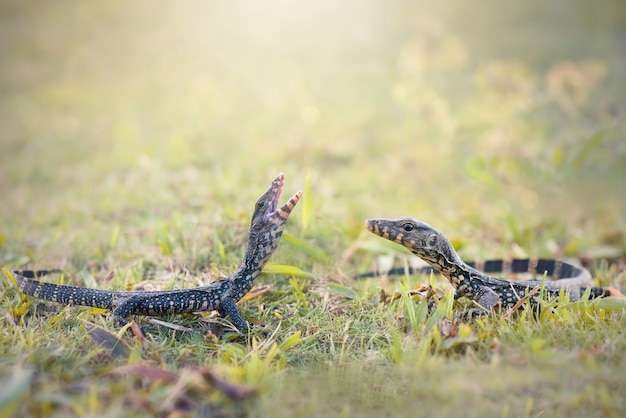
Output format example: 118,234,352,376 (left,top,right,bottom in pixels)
301,169,313,233
262,264,315,279
571,130,606,170
0,365,34,418
279,331,305,351
327,283,356,299
399,282,420,332
216,233,226,263
2,268,18,288
281,233,330,263
109,224,120,250
592,297,626,310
